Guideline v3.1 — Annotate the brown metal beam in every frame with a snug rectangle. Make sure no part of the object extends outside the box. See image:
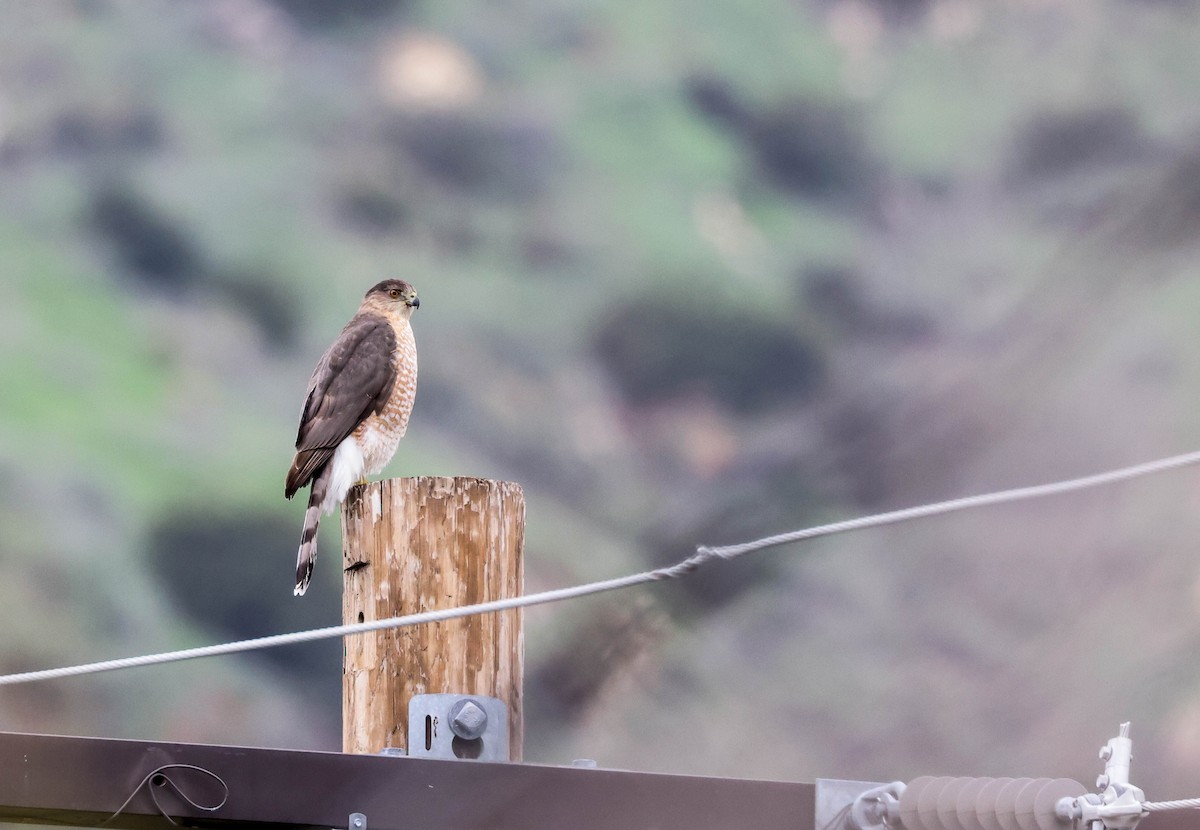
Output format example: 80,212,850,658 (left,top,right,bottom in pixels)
0,731,813,830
